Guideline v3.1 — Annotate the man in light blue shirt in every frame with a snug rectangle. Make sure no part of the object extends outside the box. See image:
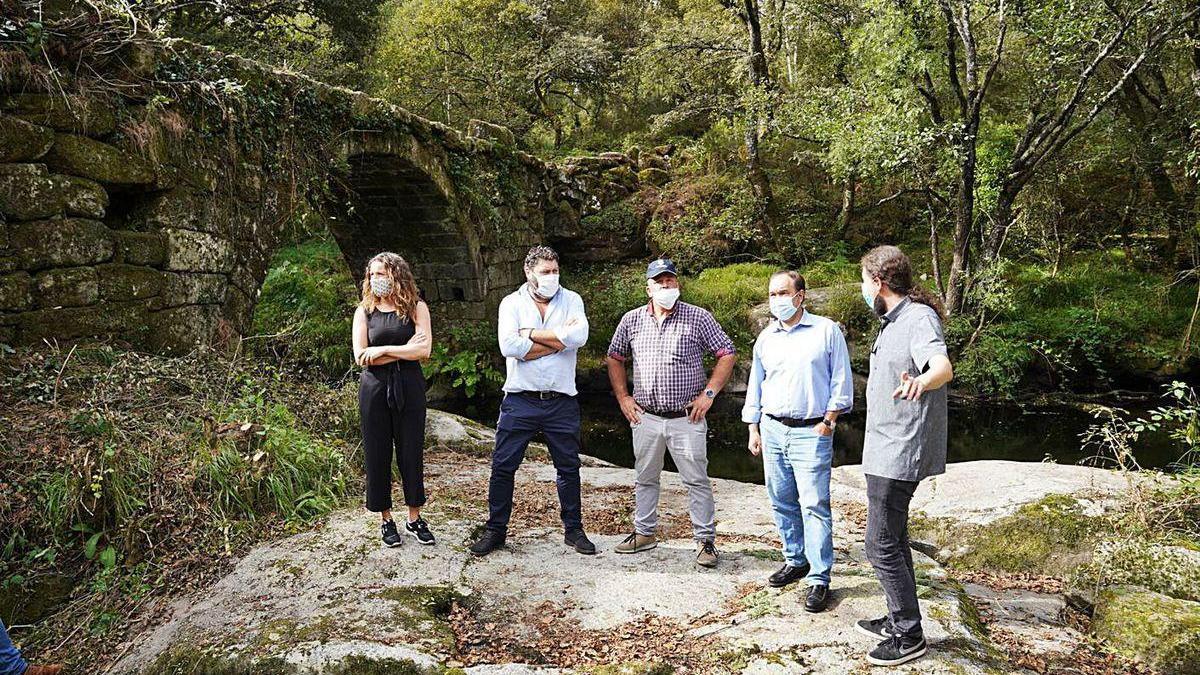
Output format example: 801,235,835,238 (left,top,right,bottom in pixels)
743,270,853,612
471,245,596,557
